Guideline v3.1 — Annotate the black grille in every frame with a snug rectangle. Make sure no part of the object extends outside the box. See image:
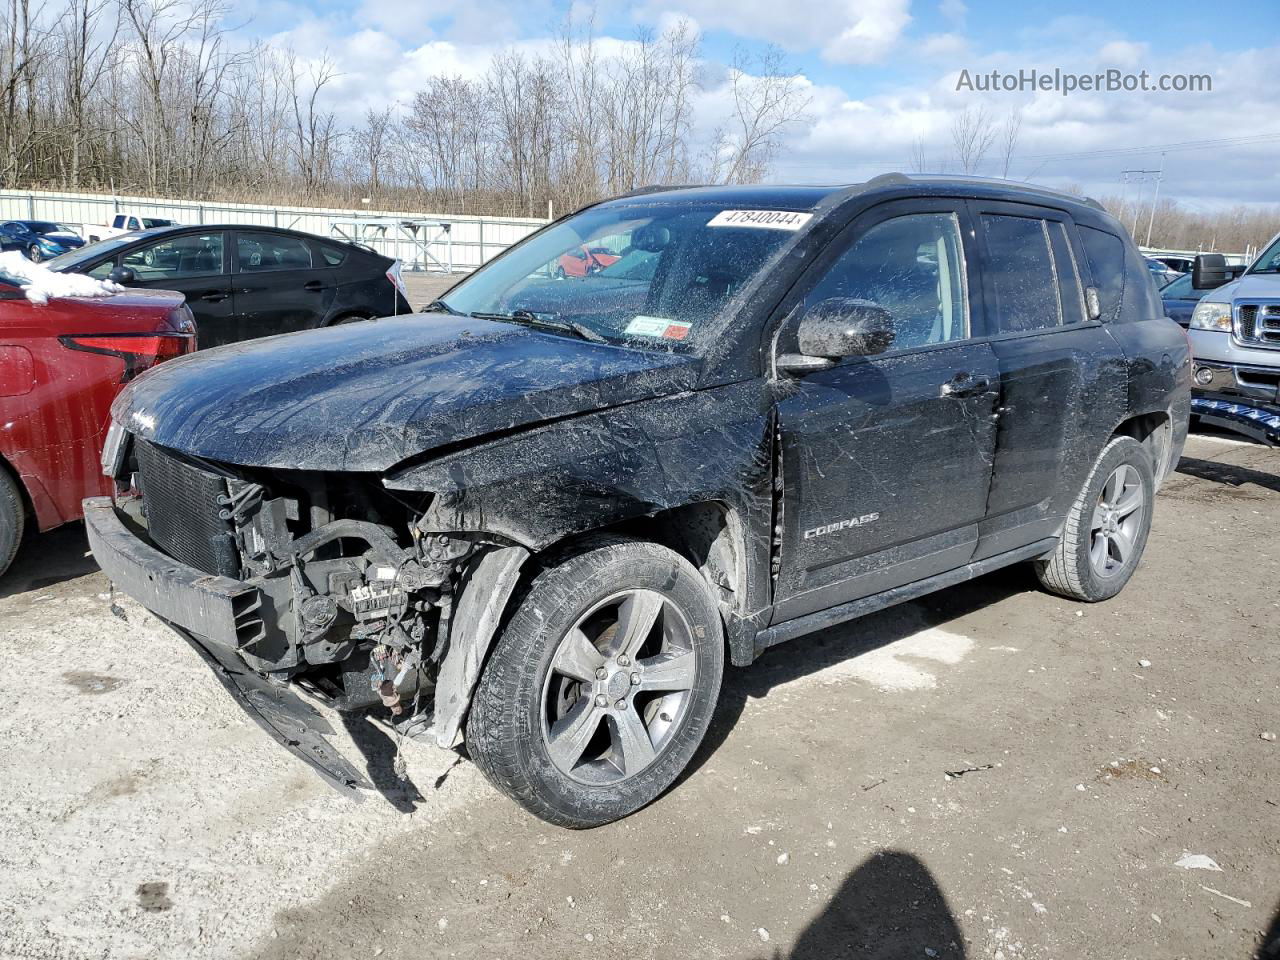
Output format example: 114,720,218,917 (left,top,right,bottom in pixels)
1238,305,1258,341
135,440,241,577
